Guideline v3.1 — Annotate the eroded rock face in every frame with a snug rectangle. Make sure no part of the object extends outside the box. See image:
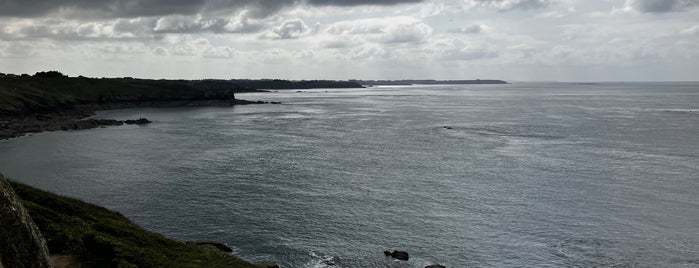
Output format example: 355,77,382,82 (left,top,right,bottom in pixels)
0,175,51,268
